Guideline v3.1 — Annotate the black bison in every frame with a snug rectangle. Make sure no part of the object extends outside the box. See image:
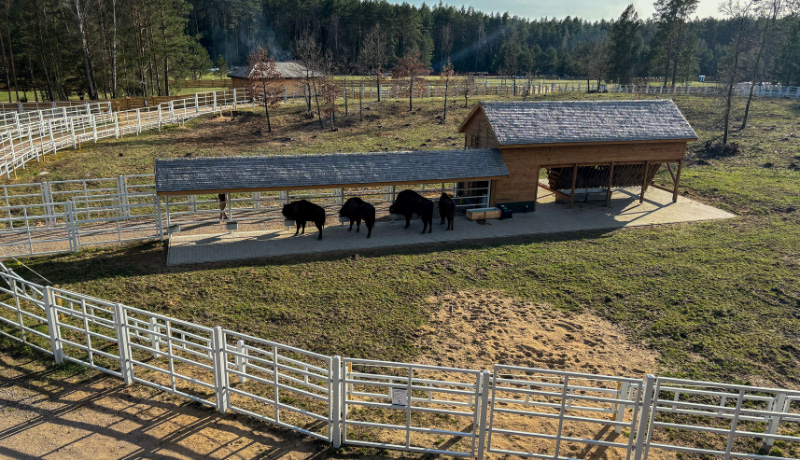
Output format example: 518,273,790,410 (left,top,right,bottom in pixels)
389,189,434,234
282,200,326,240
339,197,376,238
438,192,455,230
